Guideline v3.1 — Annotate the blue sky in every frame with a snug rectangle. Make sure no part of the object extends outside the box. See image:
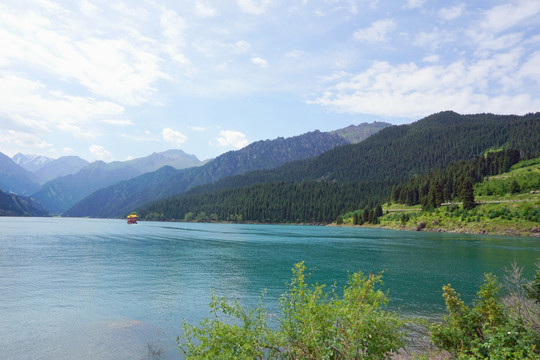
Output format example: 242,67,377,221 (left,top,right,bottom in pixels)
1,0,539,162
